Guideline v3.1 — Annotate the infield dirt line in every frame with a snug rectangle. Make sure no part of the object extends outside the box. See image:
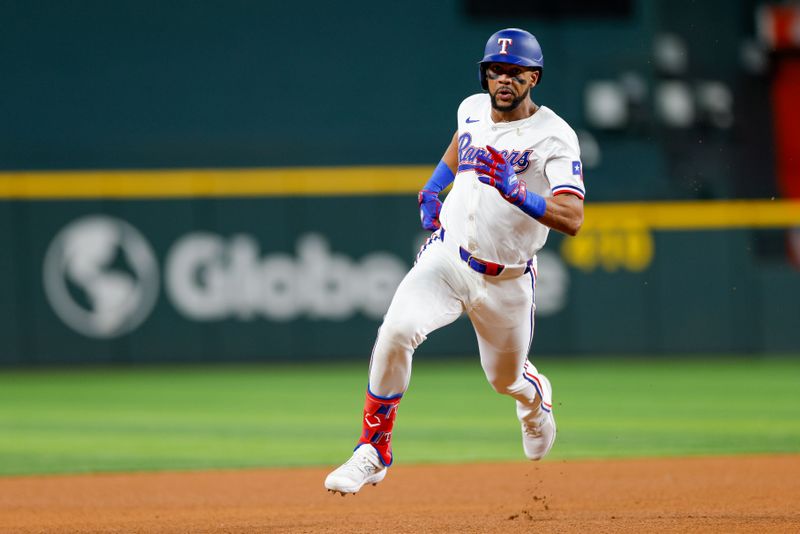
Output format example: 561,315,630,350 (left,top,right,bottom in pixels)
1,455,798,533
